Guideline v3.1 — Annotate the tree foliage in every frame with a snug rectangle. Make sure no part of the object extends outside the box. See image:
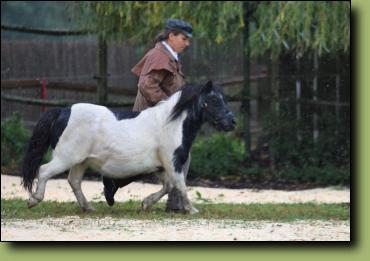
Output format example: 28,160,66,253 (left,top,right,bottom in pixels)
249,1,350,58
71,1,244,46
71,1,350,58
